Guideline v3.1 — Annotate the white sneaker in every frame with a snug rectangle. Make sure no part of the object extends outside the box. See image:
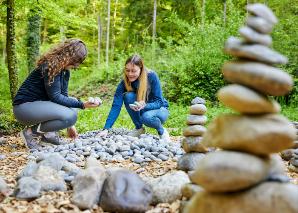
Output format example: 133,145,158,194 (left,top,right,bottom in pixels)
128,127,145,137
160,128,171,142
